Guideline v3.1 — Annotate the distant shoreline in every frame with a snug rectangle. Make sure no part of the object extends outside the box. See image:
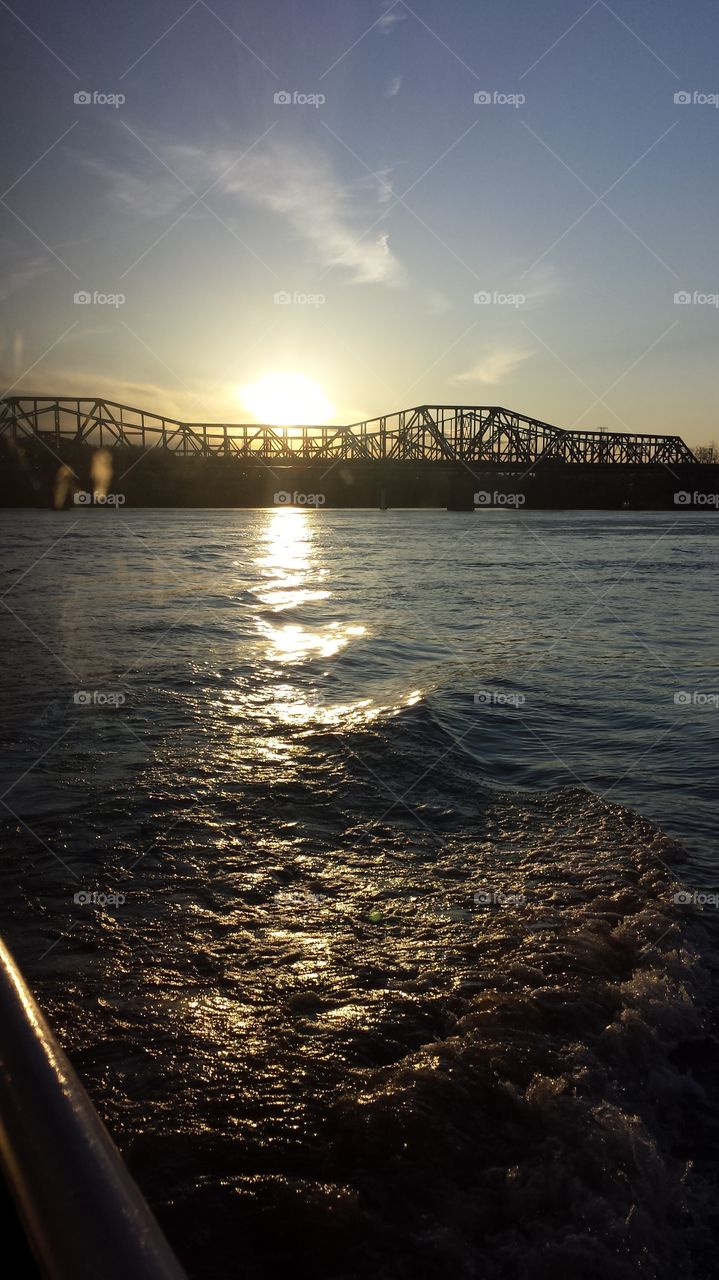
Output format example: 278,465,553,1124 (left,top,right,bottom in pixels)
2,439,718,512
